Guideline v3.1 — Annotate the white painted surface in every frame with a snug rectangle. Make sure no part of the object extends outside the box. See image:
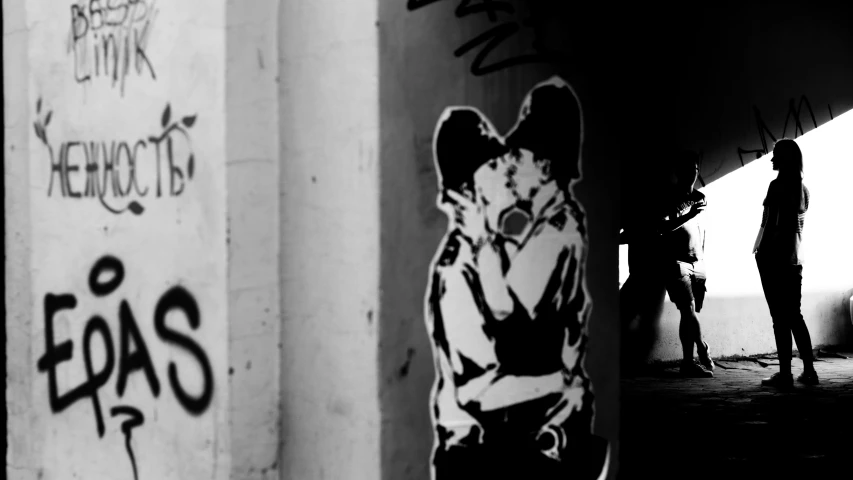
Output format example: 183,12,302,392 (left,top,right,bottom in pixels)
5,0,36,478
26,1,229,479
278,0,382,478
225,0,282,478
